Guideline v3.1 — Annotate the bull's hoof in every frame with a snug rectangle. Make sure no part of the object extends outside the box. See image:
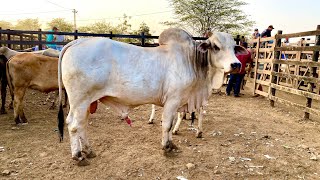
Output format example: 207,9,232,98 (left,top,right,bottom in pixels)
77,158,90,166
148,120,154,124
86,151,97,159
172,130,178,135
15,119,21,124
0,110,7,114
196,131,203,138
162,141,178,152
21,119,28,124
